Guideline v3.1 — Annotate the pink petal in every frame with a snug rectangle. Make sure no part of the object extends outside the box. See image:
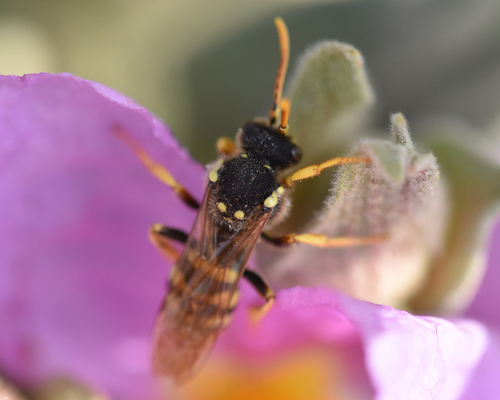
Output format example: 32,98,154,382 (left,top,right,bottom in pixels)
466,218,500,328
339,293,488,400
0,73,204,399
222,286,492,399
459,333,500,400
1,73,497,400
